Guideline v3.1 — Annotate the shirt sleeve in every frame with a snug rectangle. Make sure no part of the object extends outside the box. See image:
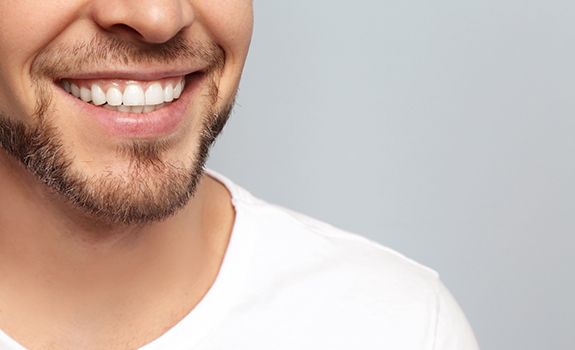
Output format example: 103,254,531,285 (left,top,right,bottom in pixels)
432,279,480,350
